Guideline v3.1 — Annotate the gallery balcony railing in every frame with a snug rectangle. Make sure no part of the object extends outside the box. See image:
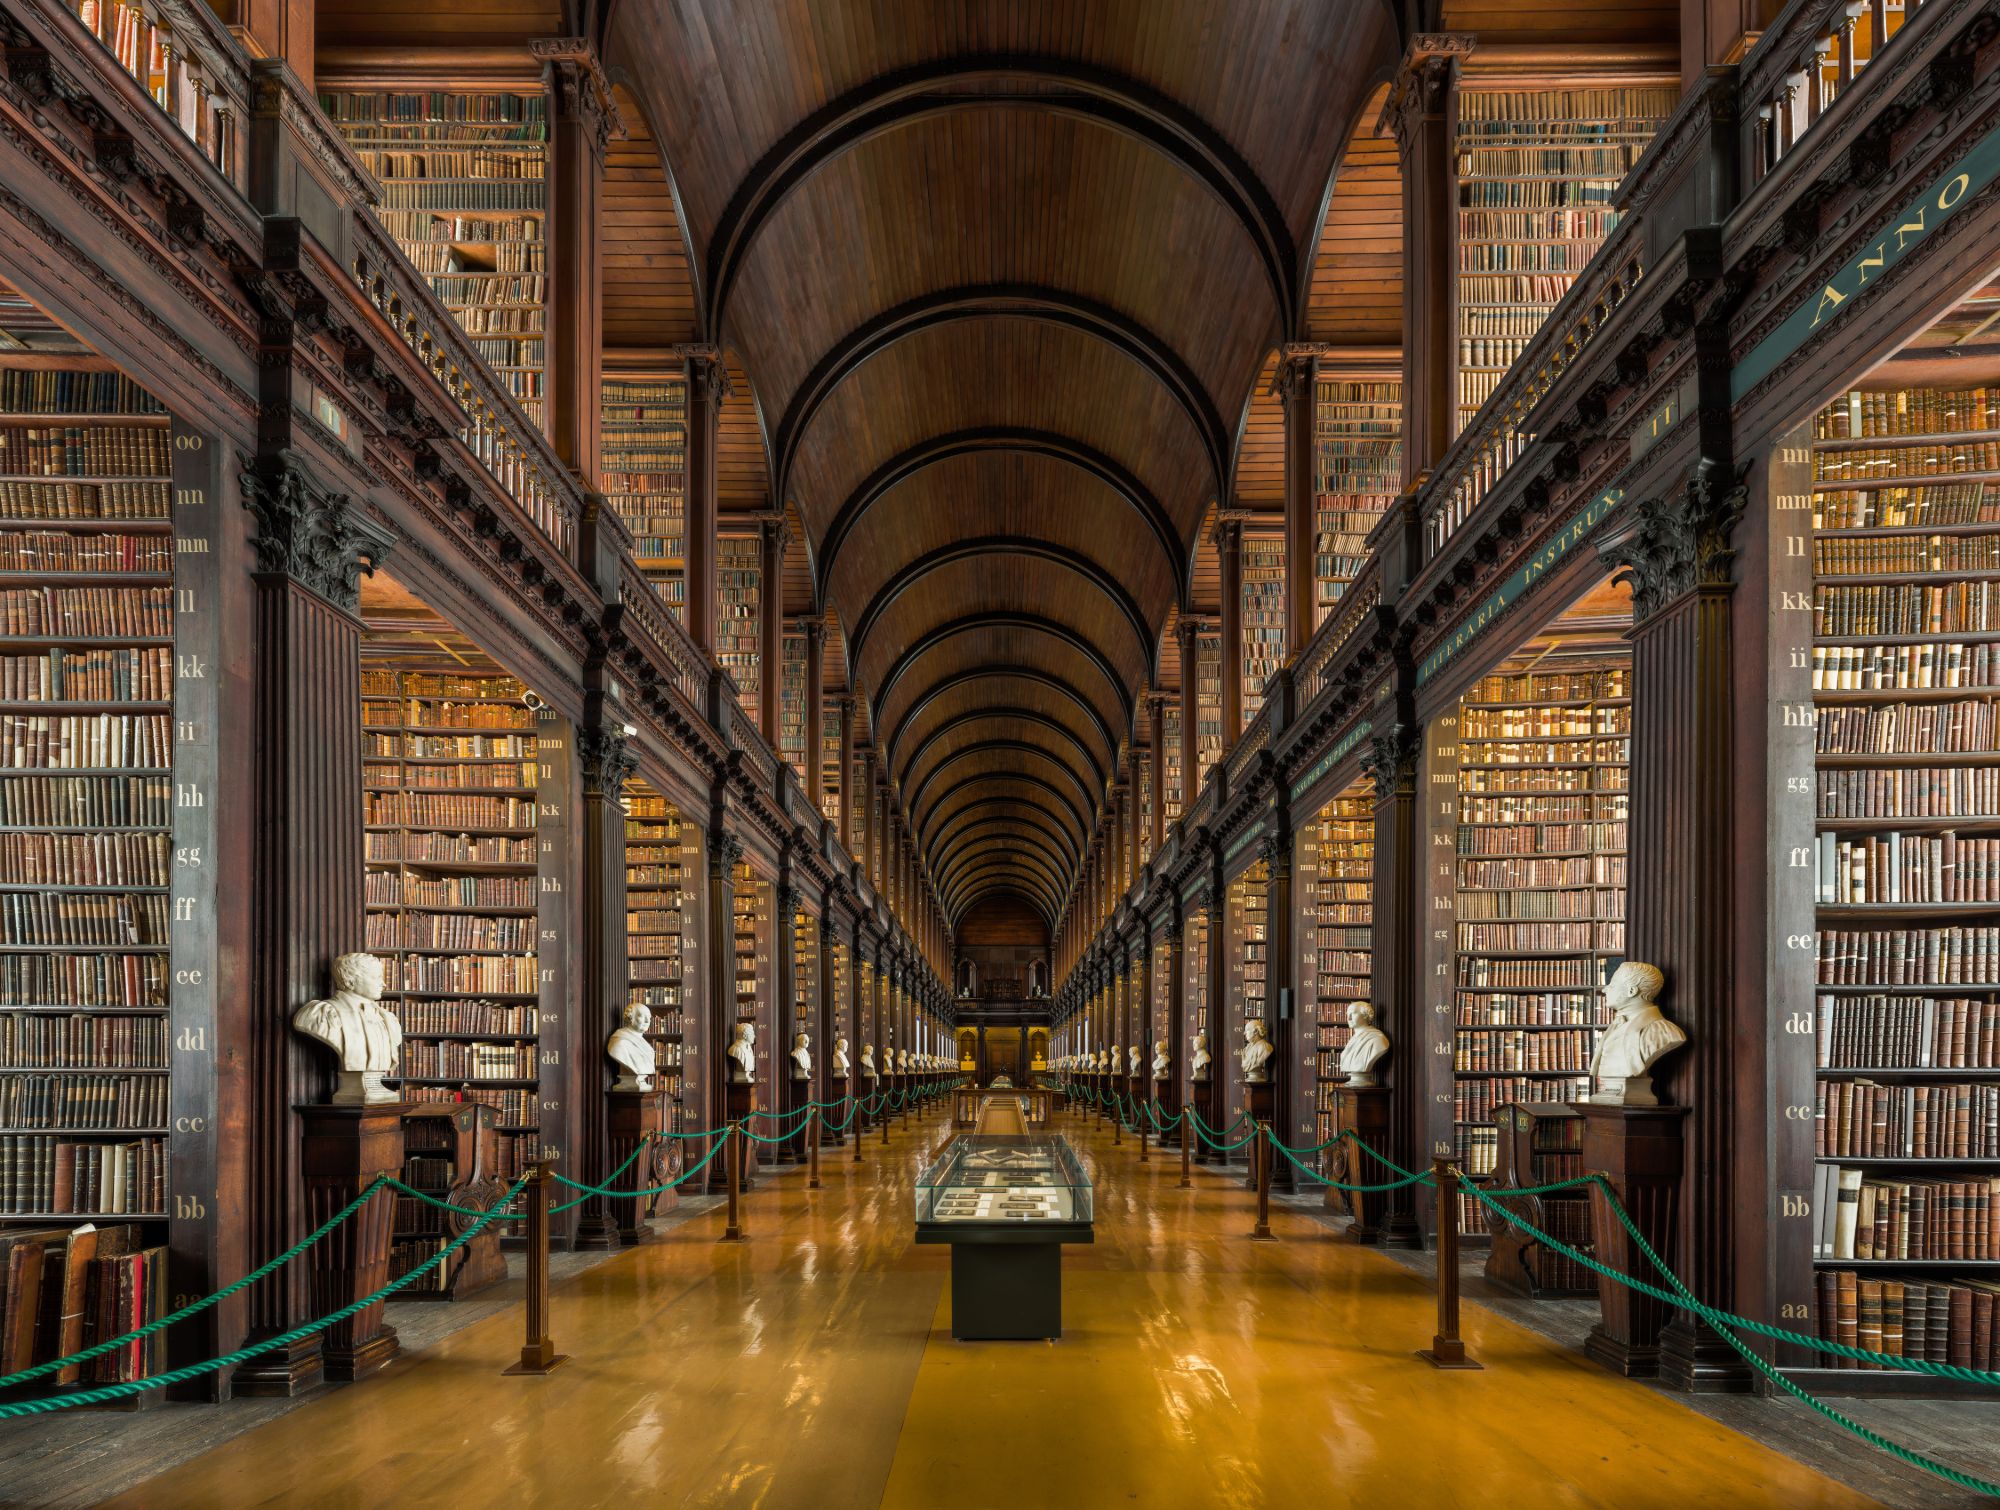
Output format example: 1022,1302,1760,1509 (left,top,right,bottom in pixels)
57,0,243,186
1744,0,1932,185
